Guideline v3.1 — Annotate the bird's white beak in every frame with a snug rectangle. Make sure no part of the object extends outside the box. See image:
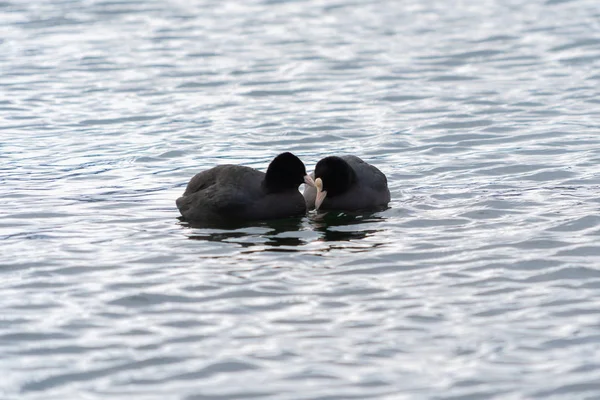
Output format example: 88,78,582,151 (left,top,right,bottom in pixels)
314,177,327,210
304,174,316,188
